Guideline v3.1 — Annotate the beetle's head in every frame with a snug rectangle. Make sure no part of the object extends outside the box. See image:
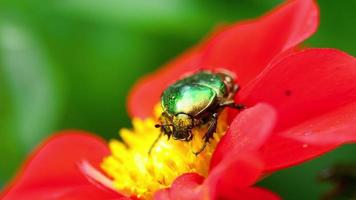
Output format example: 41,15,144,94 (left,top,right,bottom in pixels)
172,113,194,141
